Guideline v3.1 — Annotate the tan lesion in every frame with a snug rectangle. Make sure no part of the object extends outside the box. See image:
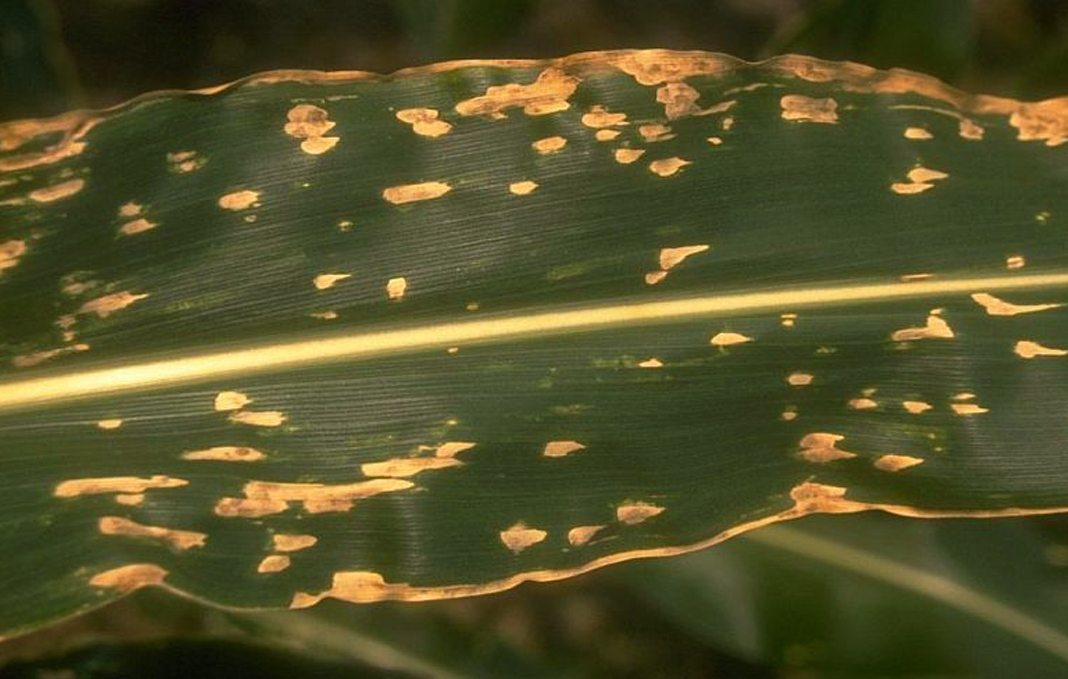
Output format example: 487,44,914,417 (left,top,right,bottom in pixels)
873,454,925,472
616,501,665,525
89,563,168,591
780,95,838,124
970,292,1061,316
890,167,948,195
542,440,585,458
1014,340,1067,358
798,433,856,463
647,157,690,177
229,410,286,427
28,178,85,203
218,189,260,210
55,475,188,498
284,104,340,154
500,523,548,554
567,525,605,547
273,534,318,552
455,68,579,117
531,136,567,154
182,446,266,462
77,291,149,318
382,182,450,205
0,239,28,274
98,516,207,550
313,273,351,290
257,555,291,573
214,478,413,517
891,312,955,341
580,105,627,129
613,148,644,164
395,108,452,137
709,332,752,347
